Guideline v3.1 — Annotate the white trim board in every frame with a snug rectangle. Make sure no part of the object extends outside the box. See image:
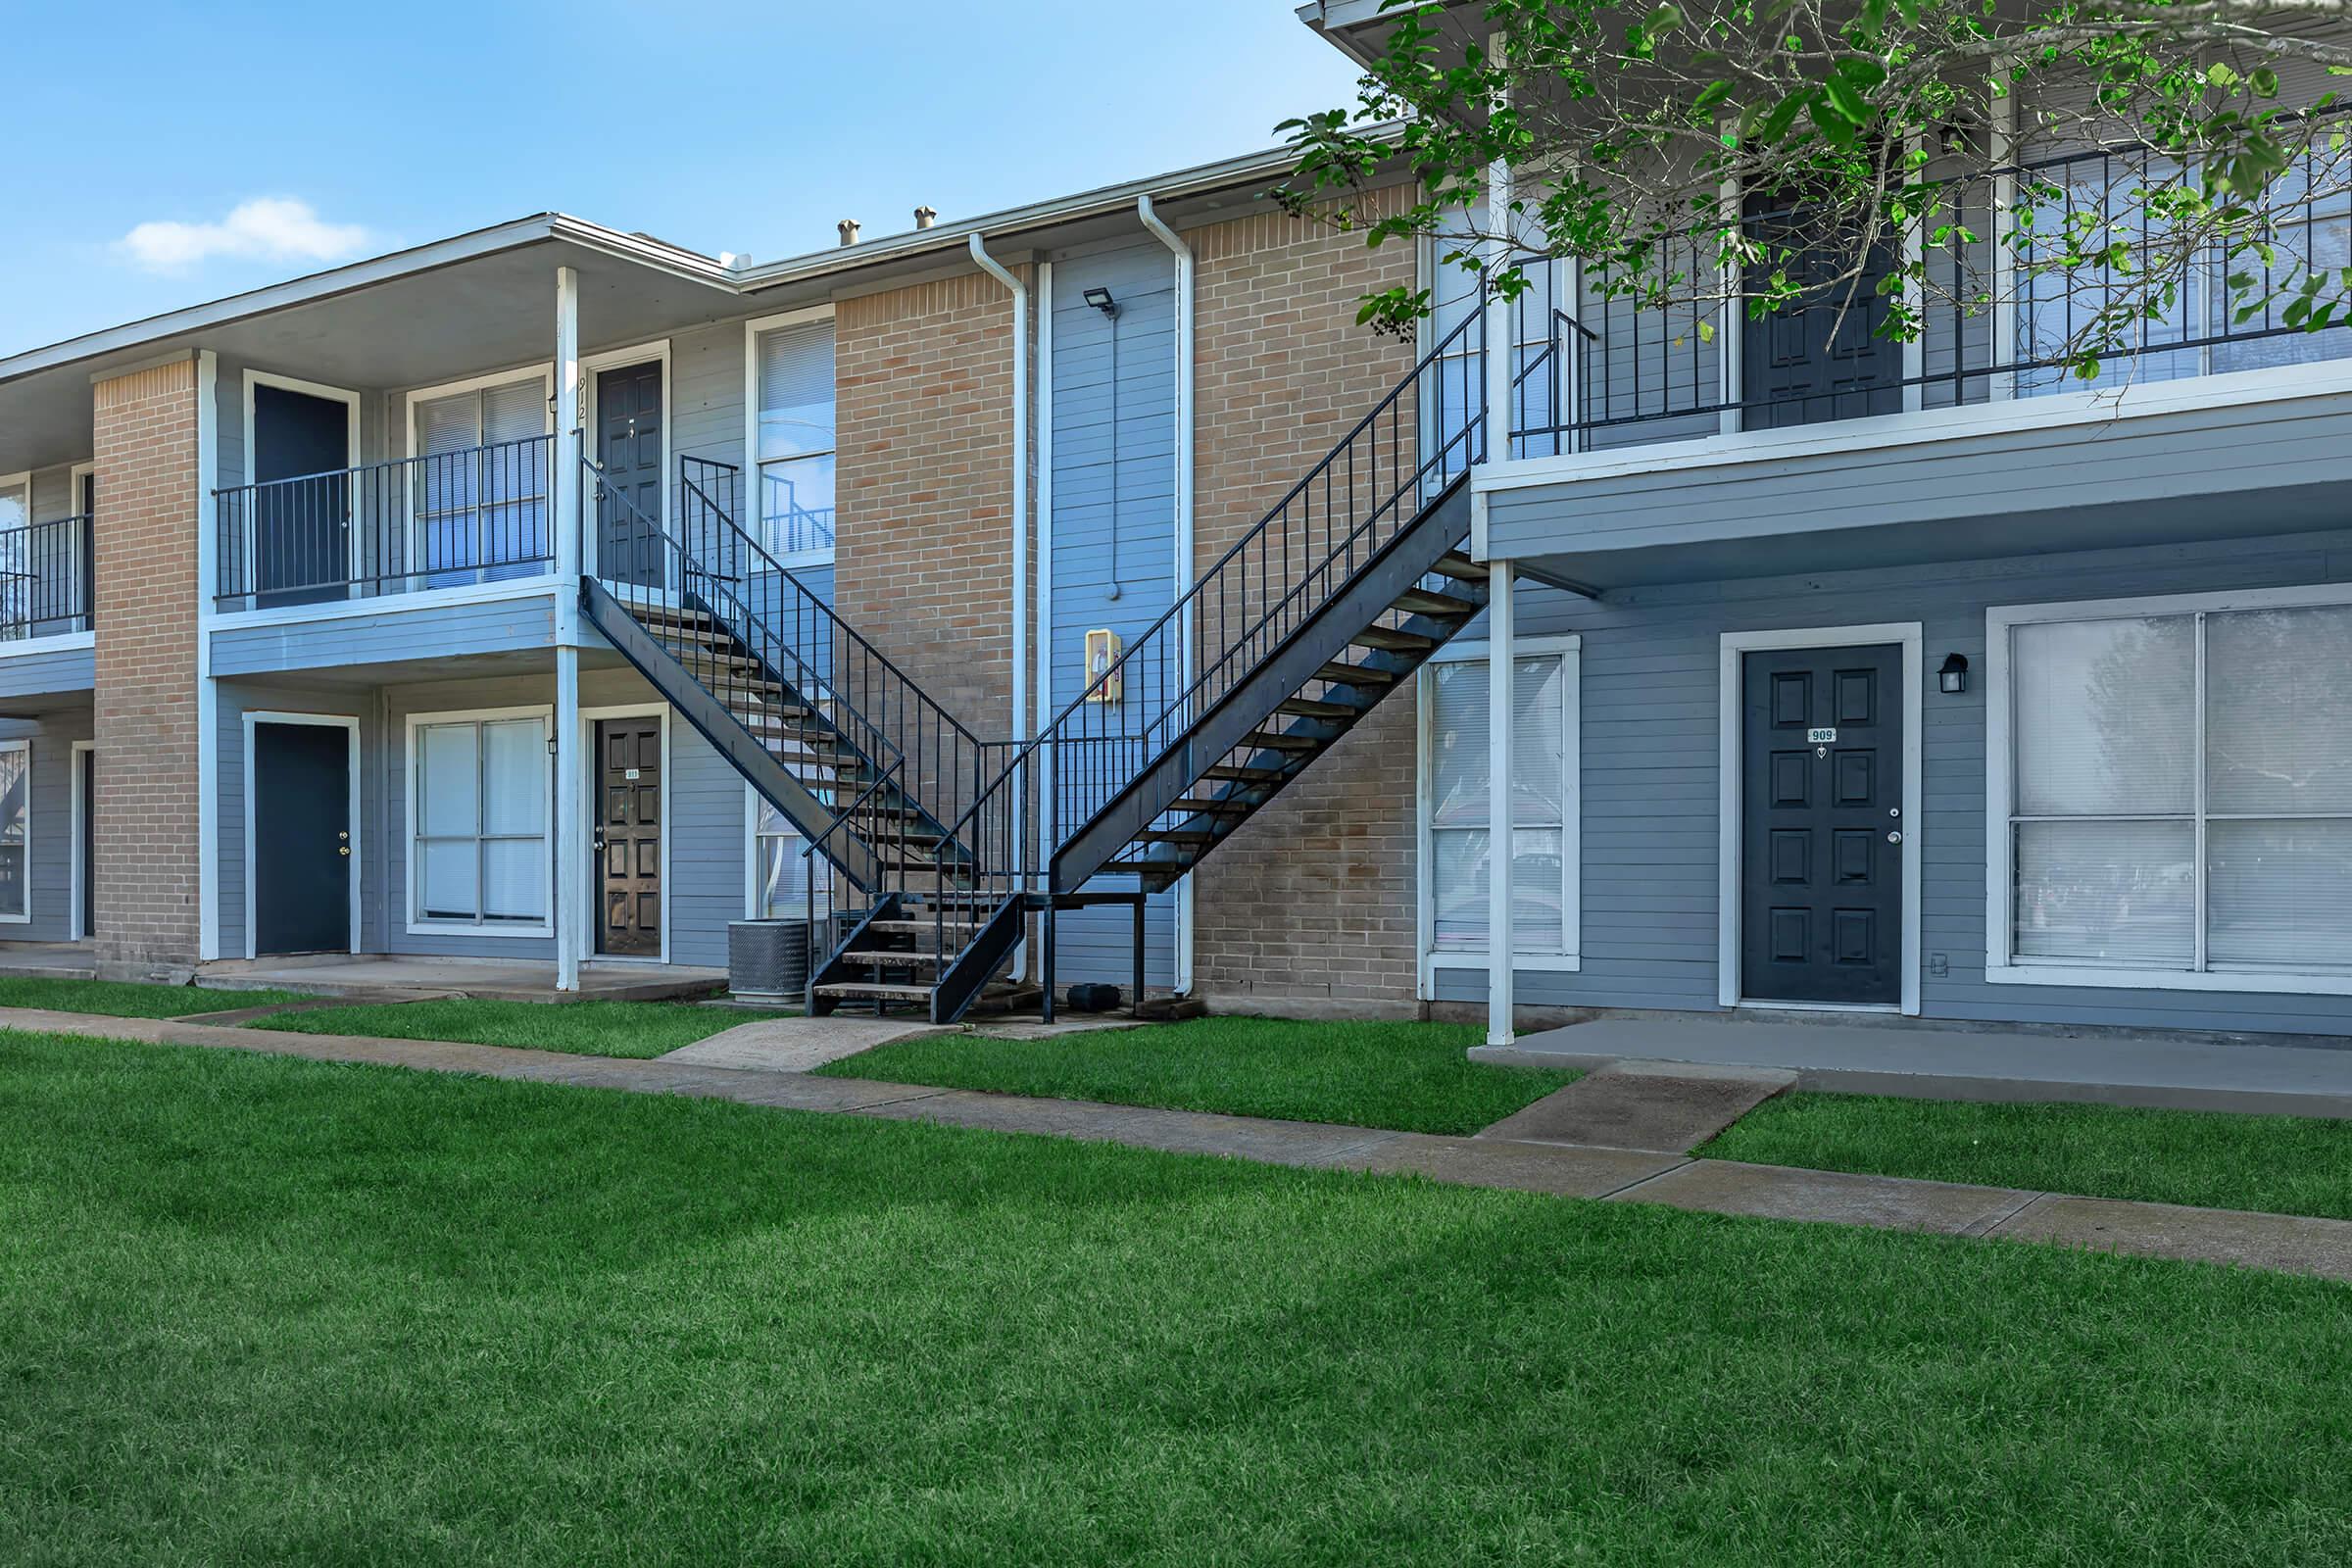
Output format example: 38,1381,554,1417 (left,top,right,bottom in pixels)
1717,623,1925,1017
577,703,671,966
402,703,558,942
1415,631,1584,997
1474,354,2352,499
69,740,92,943
1984,580,2352,998
240,711,363,958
